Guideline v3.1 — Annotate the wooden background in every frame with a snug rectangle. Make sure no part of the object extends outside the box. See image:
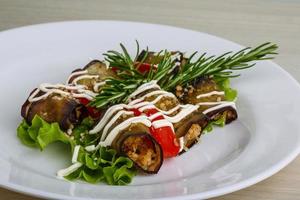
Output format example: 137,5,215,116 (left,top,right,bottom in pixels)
0,0,299,199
